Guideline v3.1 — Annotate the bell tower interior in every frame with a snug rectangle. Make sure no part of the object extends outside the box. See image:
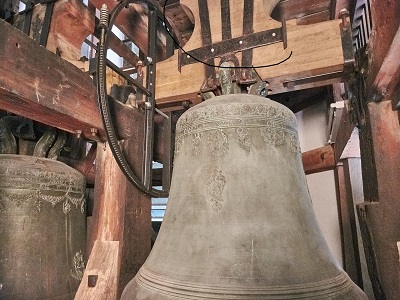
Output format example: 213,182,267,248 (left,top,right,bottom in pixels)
0,0,399,299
